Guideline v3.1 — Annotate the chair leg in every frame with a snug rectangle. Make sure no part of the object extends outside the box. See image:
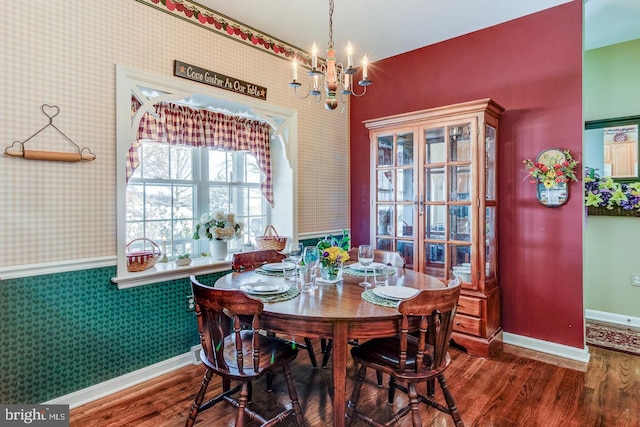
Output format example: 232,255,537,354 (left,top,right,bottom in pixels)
345,365,367,426
427,378,435,398
320,338,328,353
186,368,213,427
438,374,464,427
266,371,273,392
387,375,396,405
282,362,306,426
376,371,383,387
235,382,250,427
407,383,423,427
304,337,318,369
321,339,333,368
